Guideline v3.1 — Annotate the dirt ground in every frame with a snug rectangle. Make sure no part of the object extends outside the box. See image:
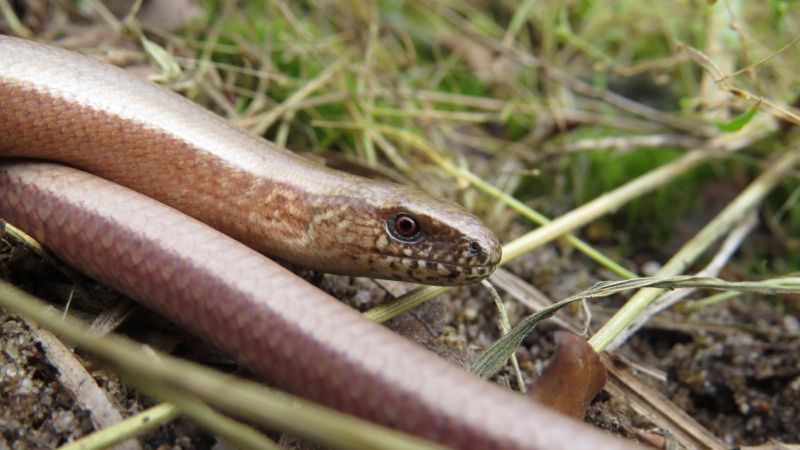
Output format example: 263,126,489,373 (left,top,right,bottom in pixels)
2,233,798,448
